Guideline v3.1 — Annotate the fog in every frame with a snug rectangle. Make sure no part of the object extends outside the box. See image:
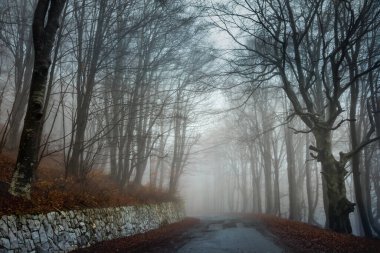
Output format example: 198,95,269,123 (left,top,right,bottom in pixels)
1,0,380,239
